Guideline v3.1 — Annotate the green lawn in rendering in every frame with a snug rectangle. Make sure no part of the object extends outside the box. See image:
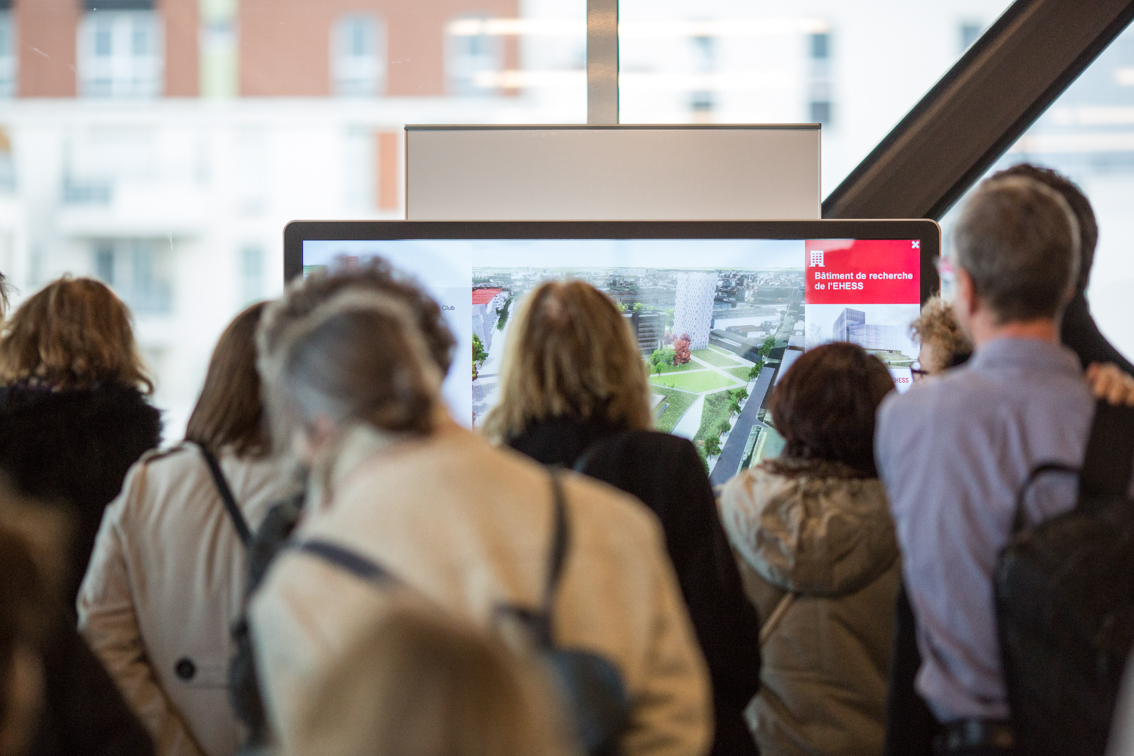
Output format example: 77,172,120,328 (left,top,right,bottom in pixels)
650,371,739,393
726,366,755,381
653,389,698,434
691,348,747,368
